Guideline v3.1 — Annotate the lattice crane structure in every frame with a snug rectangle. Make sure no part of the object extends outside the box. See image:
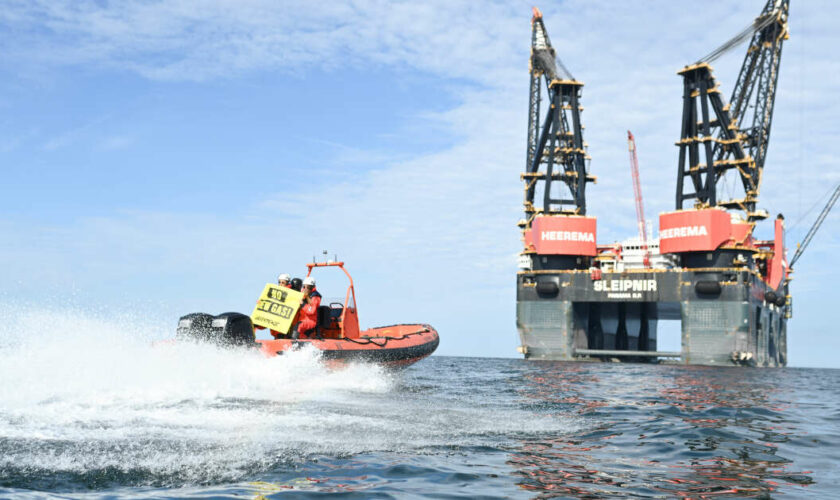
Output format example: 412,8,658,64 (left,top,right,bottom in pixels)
675,0,789,221
790,184,840,268
627,131,650,267
523,7,595,218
